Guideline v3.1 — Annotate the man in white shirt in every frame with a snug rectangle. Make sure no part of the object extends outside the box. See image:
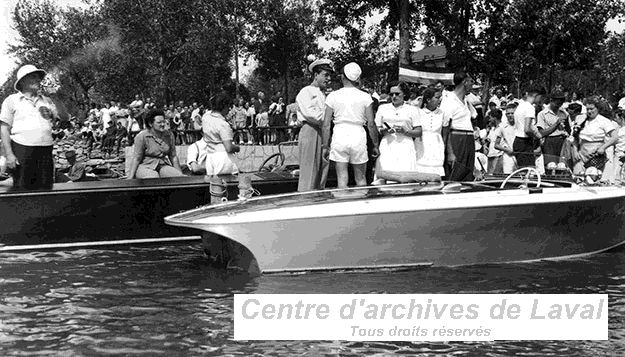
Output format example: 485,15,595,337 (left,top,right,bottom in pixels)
495,104,519,173
186,138,208,175
512,89,542,168
536,90,569,166
296,58,334,191
440,71,477,181
0,65,63,189
322,62,380,188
